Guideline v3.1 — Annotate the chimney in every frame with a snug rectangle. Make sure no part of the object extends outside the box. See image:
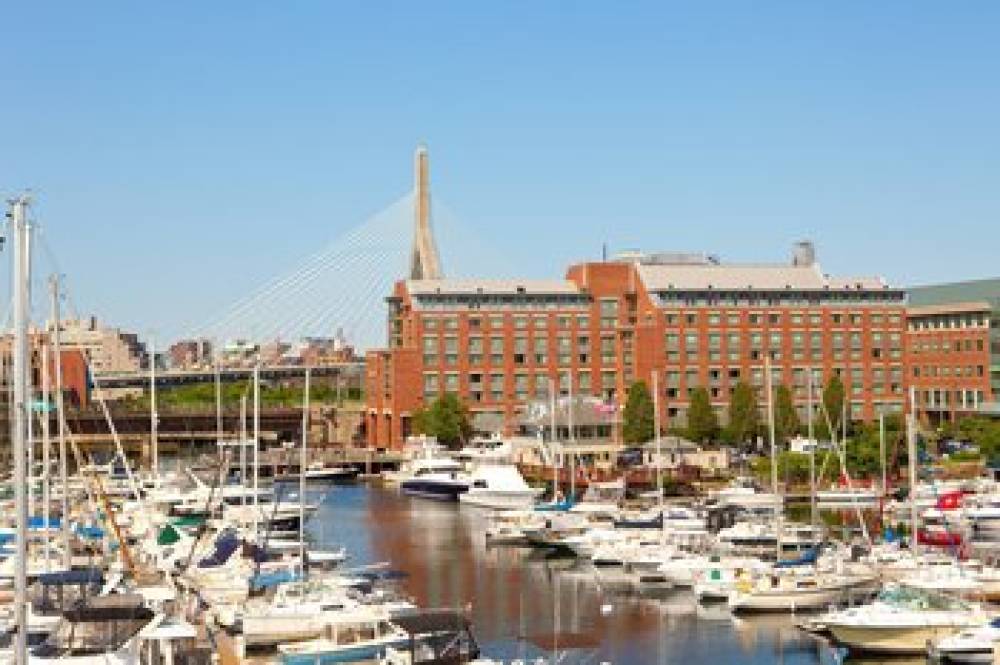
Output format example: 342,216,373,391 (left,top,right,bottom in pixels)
792,241,816,267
